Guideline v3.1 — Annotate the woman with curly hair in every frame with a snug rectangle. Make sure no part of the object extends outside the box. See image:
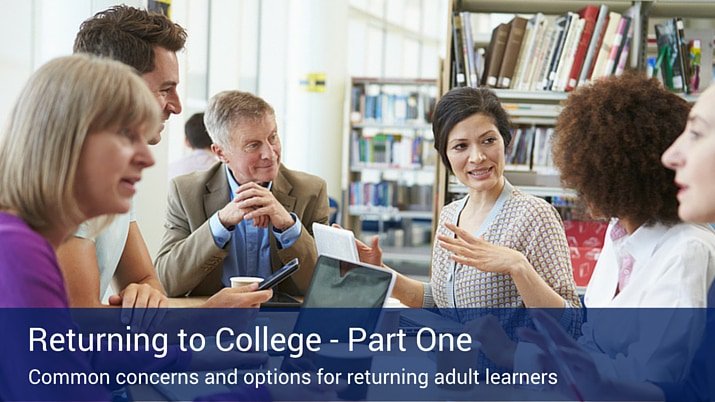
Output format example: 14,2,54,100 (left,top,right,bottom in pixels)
535,72,715,383
514,80,715,402
553,72,715,309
